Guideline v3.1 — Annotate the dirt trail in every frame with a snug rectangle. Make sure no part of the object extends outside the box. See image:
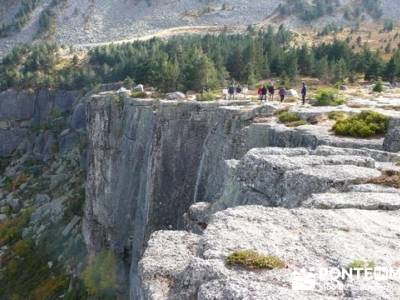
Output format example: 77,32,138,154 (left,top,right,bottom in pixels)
75,25,246,48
